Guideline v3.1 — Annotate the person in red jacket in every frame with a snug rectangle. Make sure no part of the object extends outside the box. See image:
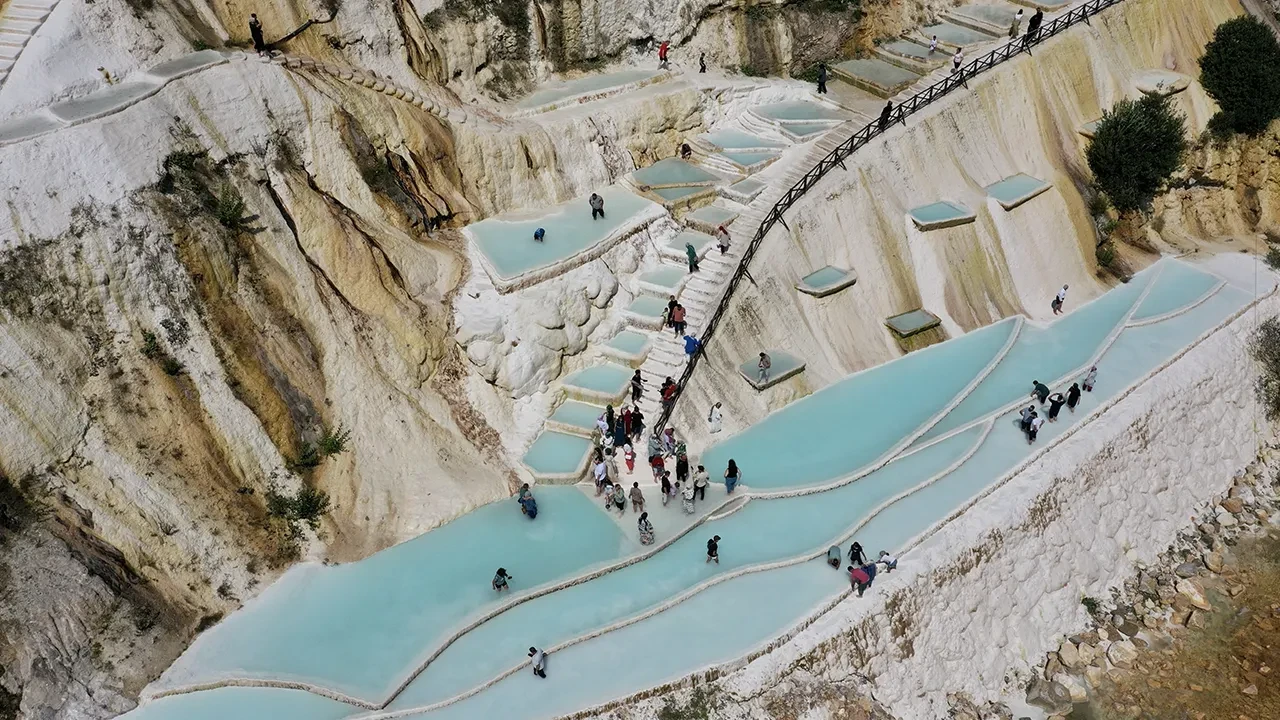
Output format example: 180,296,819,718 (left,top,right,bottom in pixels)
658,41,670,69
849,565,872,597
